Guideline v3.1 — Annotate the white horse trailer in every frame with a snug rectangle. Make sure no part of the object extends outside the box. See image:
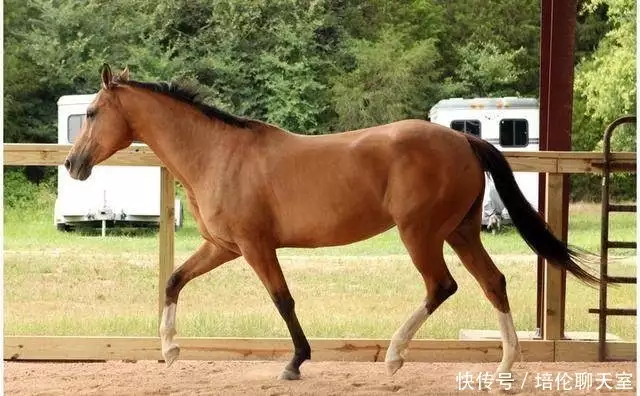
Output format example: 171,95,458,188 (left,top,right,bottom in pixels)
428,97,539,227
55,94,183,234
